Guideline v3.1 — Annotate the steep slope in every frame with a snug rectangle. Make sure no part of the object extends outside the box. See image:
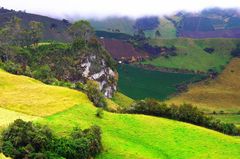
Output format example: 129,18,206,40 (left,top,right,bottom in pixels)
168,58,240,113
143,38,239,72
0,70,239,159
0,8,70,41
